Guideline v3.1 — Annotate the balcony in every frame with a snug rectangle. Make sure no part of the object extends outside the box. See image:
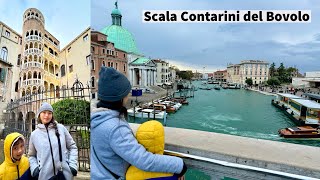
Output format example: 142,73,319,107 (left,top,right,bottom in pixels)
22,79,43,87
25,35,43,42
129,124,320,179
44,37,59,49
24,15,44,25
21,61,42,70
44,72,60,84
44,51,59,61
23,48,43,57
